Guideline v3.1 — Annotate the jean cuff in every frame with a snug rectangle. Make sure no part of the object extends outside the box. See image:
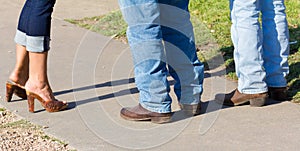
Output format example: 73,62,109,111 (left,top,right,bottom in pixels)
238,88,268,94
140,102,171,113
14,30,27,47
26,35,50,52
14,30,50,52
180,98,201,105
